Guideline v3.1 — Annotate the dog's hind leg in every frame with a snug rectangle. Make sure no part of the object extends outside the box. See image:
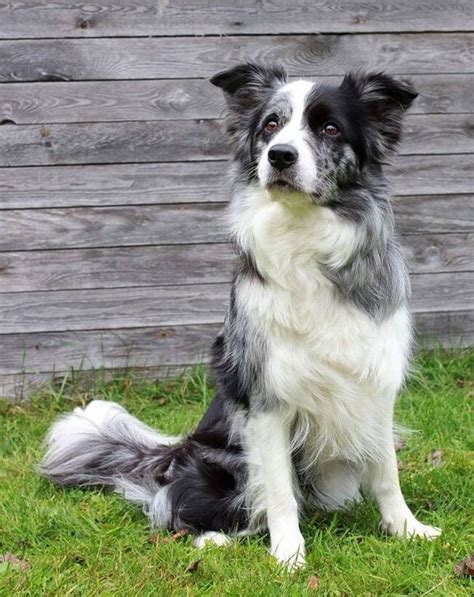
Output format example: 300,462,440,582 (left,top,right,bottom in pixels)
193,532,231,548
313,461,362,511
